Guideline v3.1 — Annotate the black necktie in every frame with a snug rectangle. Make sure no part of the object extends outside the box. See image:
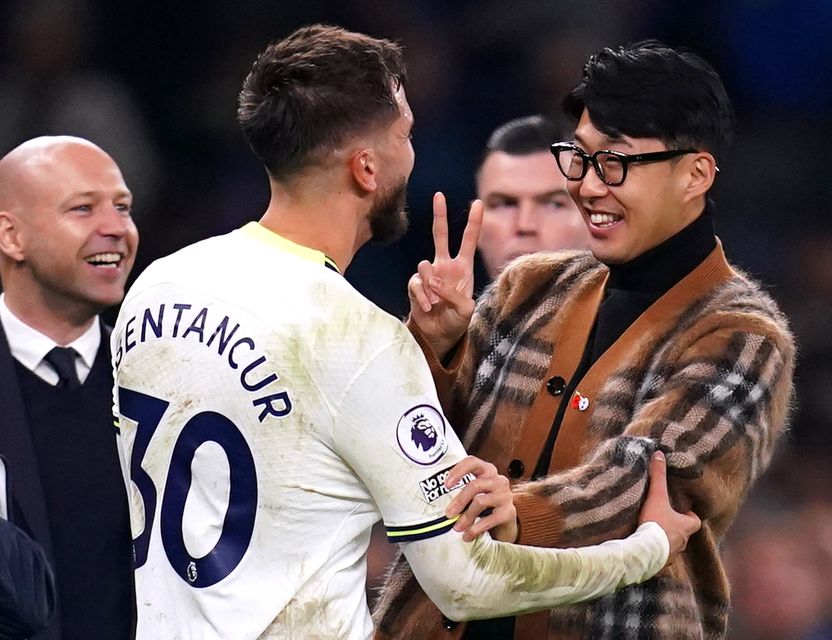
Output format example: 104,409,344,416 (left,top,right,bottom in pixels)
43,347,81,390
